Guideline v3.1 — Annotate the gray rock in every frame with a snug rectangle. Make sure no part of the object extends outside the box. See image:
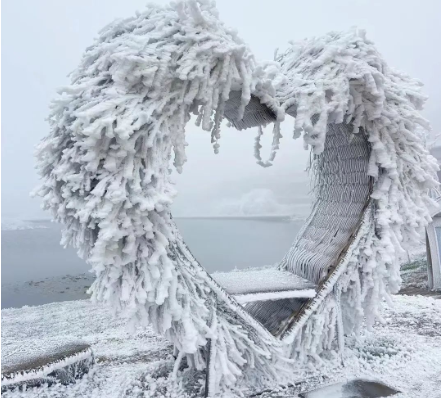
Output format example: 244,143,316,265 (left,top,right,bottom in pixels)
300,379,399,398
